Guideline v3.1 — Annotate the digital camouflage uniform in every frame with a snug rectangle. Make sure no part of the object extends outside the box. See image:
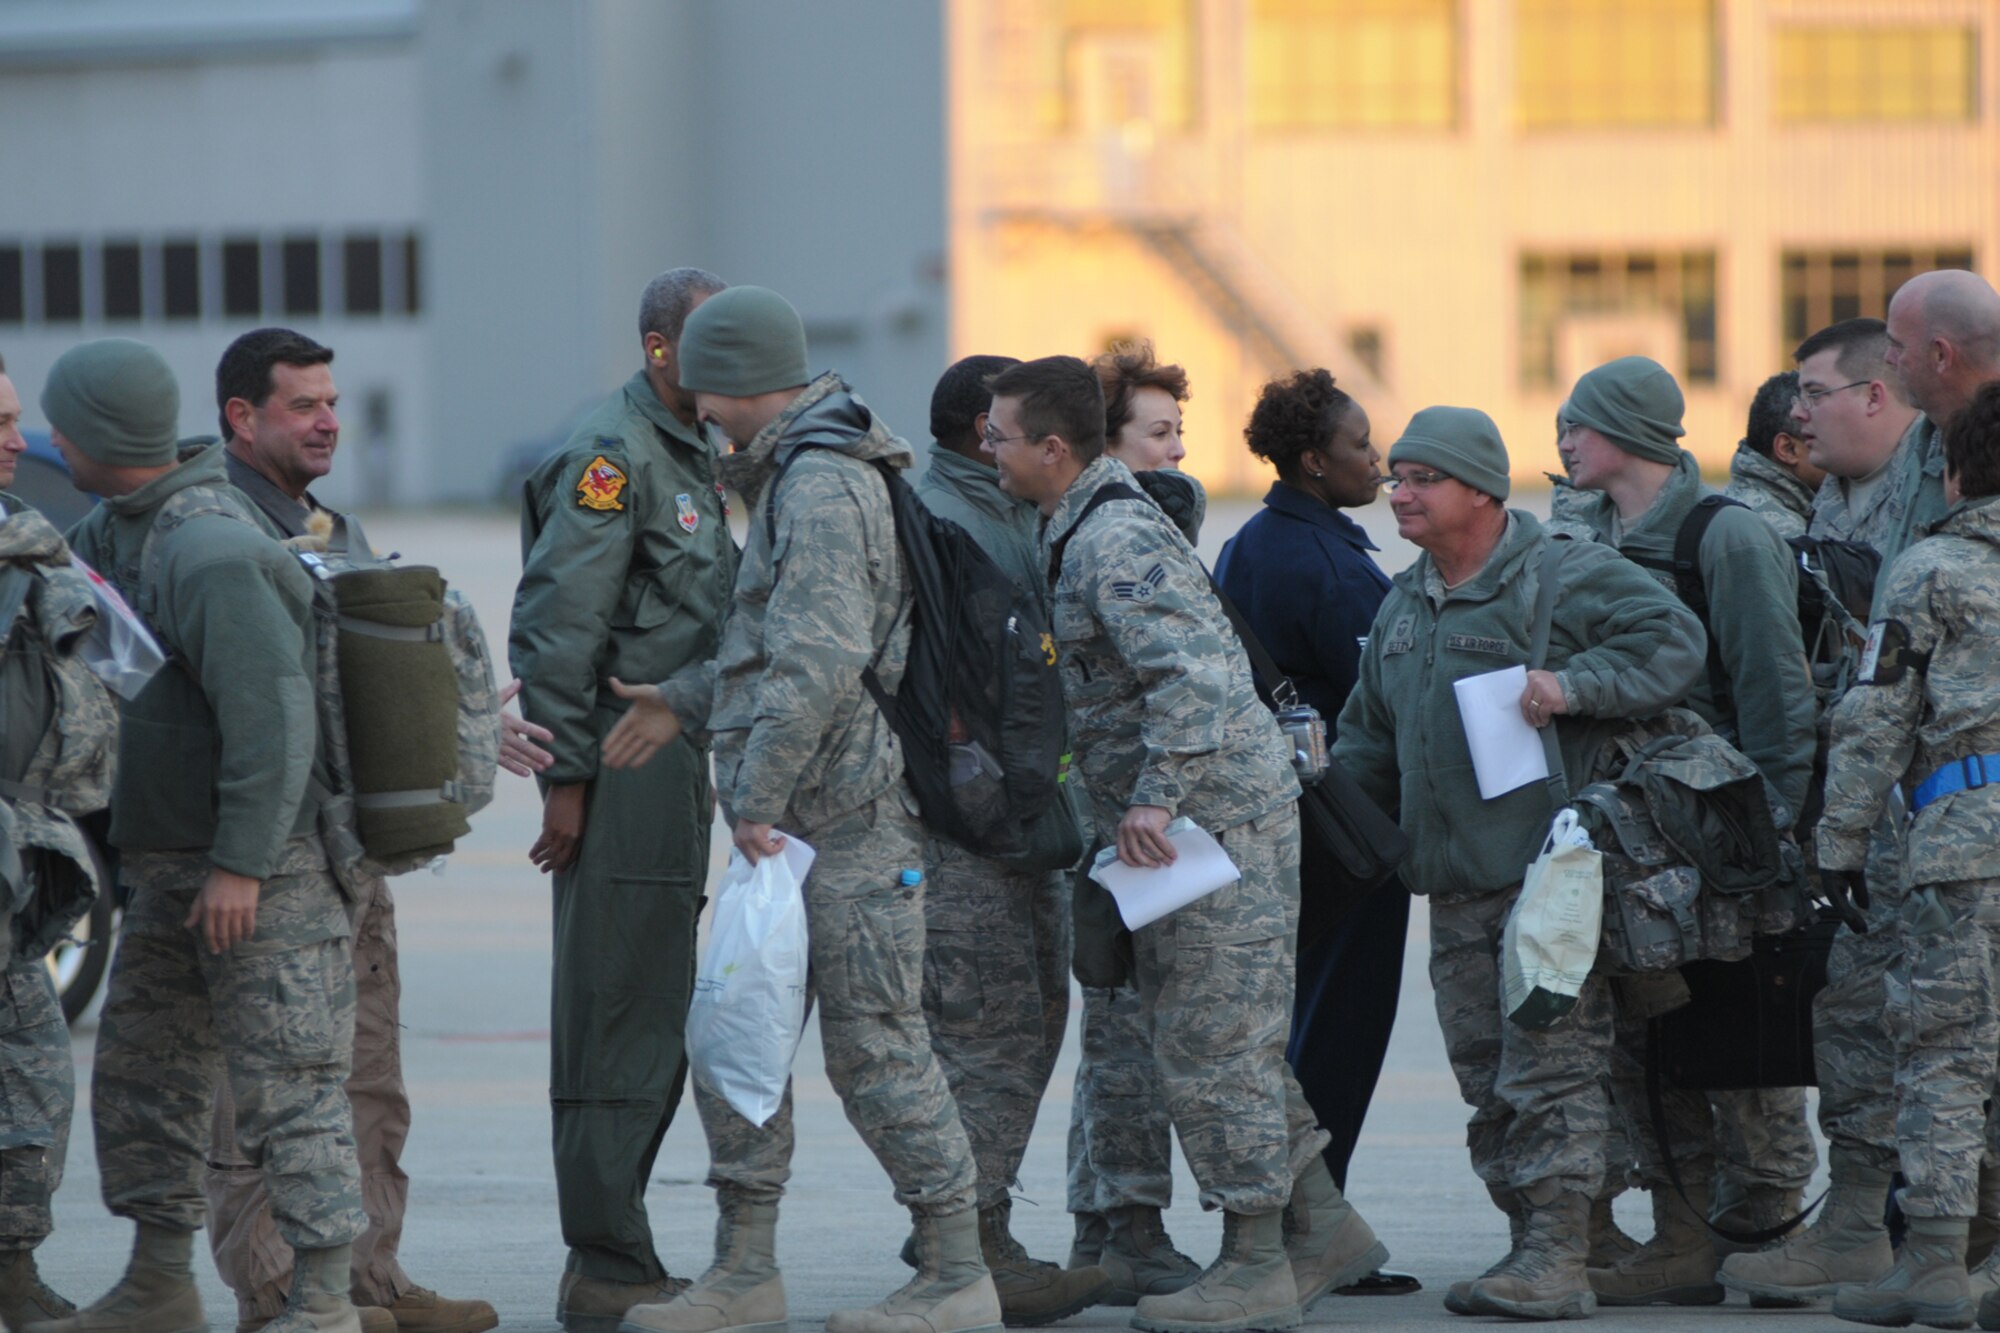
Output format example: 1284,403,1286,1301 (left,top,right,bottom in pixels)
0,497,111,1270
1041,454,1324,1216
1722,442,1817,542
1816,495,2000,1220
64,443,364,1253
911,443,1071,1211
658,372,978,1217
1570,454,1821,1208
203,450,419,1315
1331,513,1704,1200
510,371,737,1285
